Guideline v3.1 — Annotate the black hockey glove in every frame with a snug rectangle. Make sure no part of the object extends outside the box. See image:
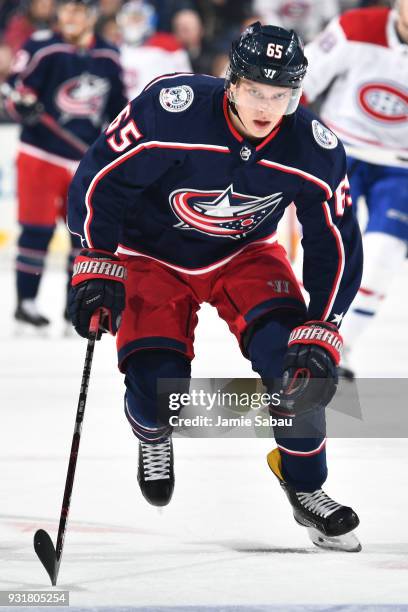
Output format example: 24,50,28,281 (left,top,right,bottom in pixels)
7,89,44,126
68,249,126,339
278,321,342,416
